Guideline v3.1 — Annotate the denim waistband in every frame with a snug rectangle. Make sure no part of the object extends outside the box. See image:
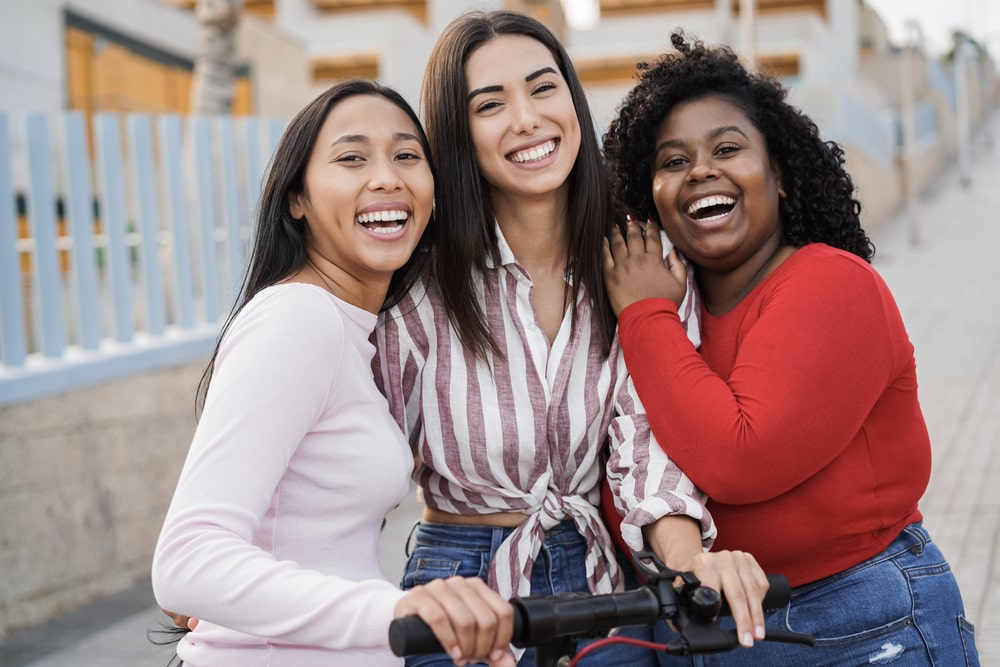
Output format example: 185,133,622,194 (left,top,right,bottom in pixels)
794,521,930,595
410,519,582,552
